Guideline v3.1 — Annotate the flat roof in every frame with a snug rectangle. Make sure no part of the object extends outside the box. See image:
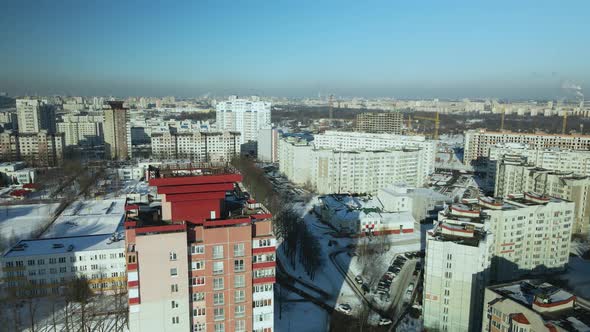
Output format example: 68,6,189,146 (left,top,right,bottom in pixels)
3,233,124,258
41,199,126,238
